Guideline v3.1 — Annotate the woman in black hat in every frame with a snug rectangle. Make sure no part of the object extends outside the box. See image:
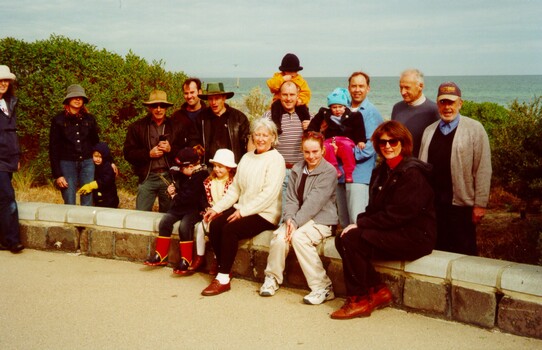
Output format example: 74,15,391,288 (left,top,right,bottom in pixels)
49,84,100,206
